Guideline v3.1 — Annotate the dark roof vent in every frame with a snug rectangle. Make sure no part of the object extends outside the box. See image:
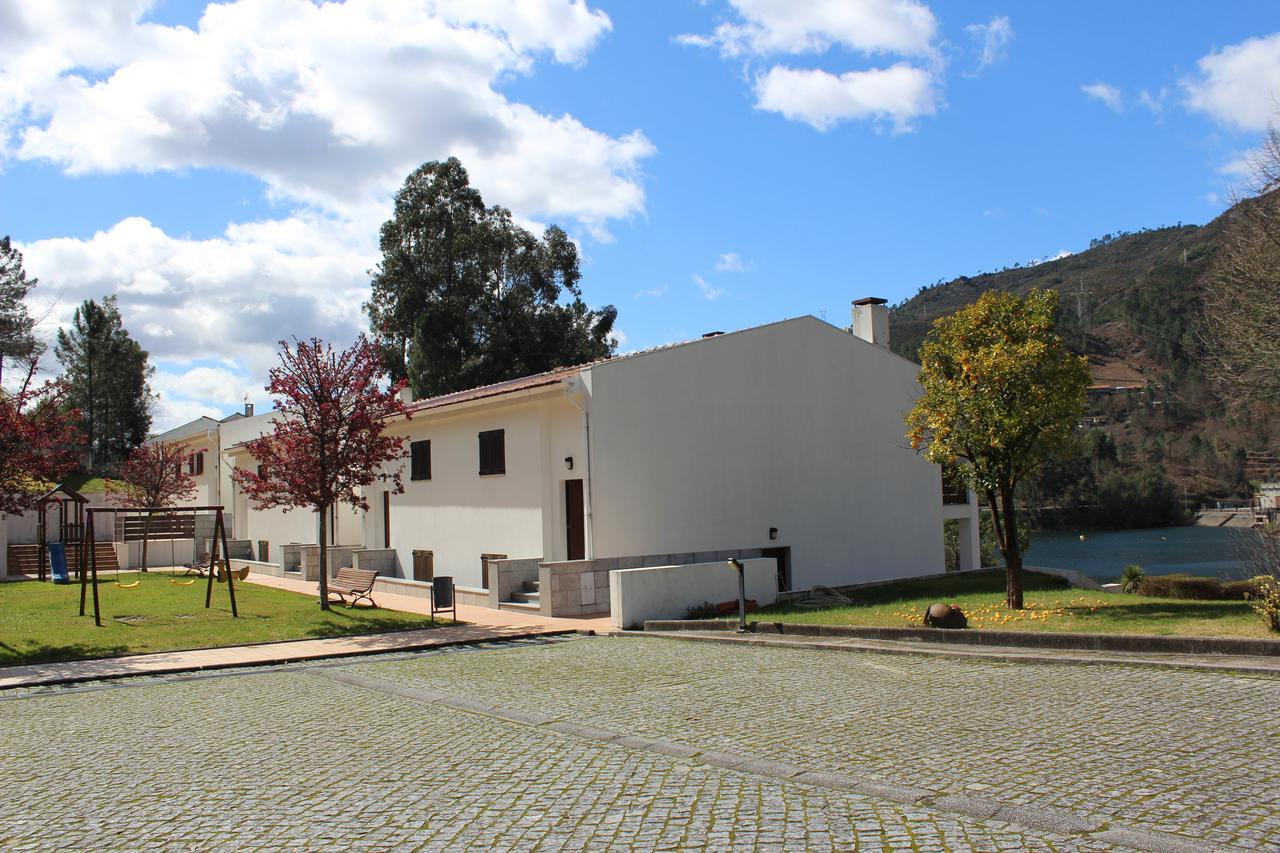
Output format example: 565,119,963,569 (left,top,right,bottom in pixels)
702,331,725,339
